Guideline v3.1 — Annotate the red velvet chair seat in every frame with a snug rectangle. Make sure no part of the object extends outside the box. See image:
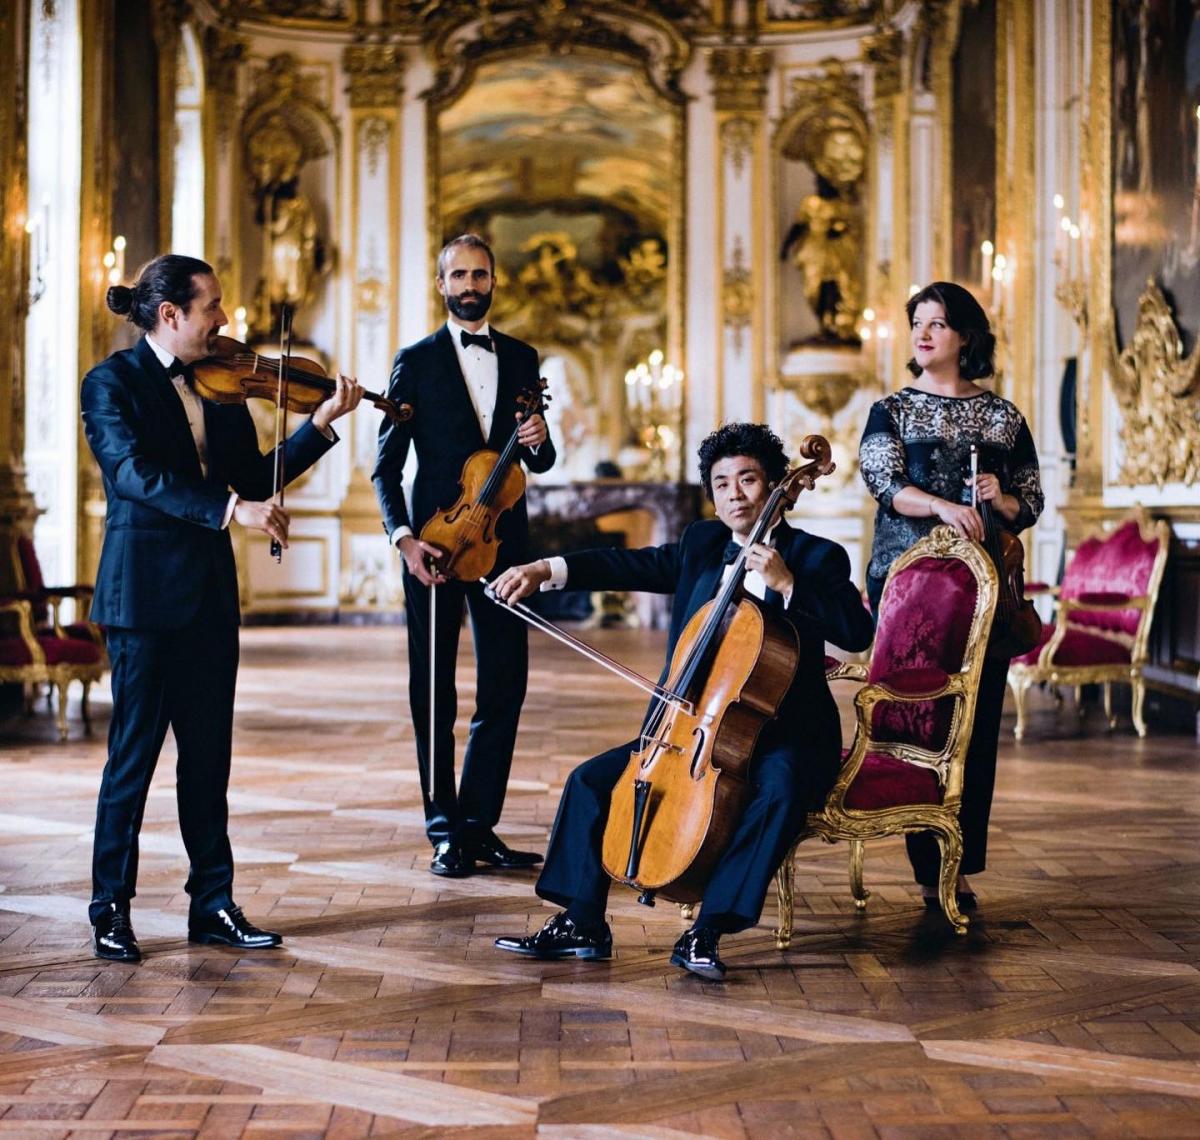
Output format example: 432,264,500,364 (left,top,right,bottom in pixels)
0,635,103,667
1011,624,1132,668
843,750,942,810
